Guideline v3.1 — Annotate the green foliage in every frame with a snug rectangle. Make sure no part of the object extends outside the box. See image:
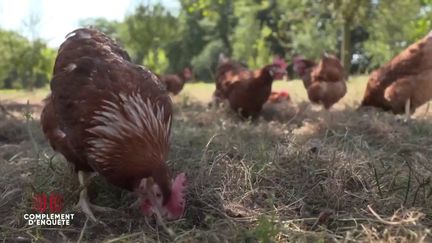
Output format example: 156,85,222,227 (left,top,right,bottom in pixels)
79,17,123,41
363,0,432,70
242,215,280,243
181,0,237,70
0,30,26,89
79,4,183,74
275,0,432,73
0,30,54,89
283,13,338,59
191,40,226,81
231,1,267,68
253,27,273,68
3,0,432,89
143,48,169,74
123,4,179,67
165,11,207,73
